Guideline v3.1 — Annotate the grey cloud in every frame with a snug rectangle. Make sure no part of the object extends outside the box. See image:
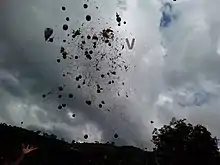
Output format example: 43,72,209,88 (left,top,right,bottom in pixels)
0,0,154,149
2,0,220,150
